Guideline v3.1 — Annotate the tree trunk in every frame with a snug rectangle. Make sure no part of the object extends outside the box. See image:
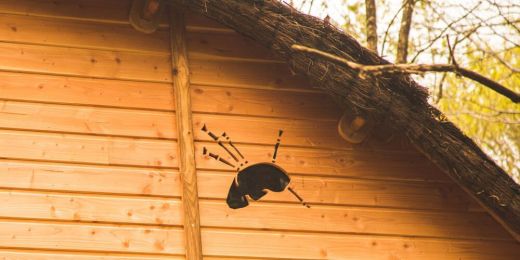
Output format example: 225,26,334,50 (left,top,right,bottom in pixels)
365,0,378,53
396,0,415,63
